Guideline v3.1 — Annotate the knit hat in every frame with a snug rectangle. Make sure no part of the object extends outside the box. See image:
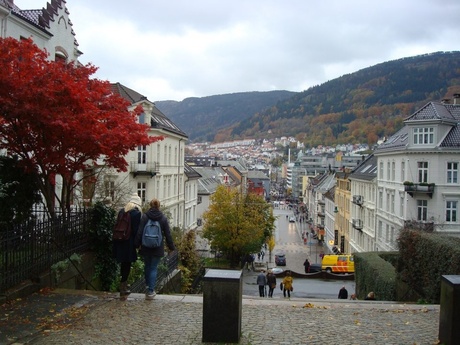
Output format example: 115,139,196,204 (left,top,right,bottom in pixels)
128,193,142,208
